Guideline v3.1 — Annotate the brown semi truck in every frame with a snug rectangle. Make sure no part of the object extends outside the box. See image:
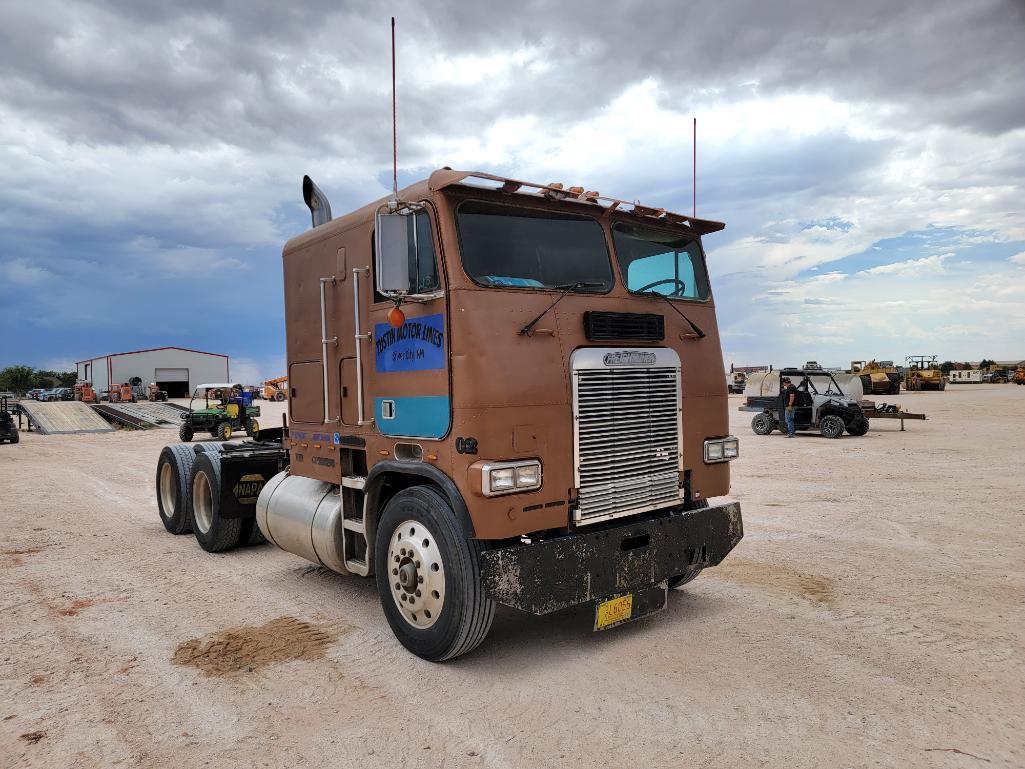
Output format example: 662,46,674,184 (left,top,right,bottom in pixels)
154,169,743,660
